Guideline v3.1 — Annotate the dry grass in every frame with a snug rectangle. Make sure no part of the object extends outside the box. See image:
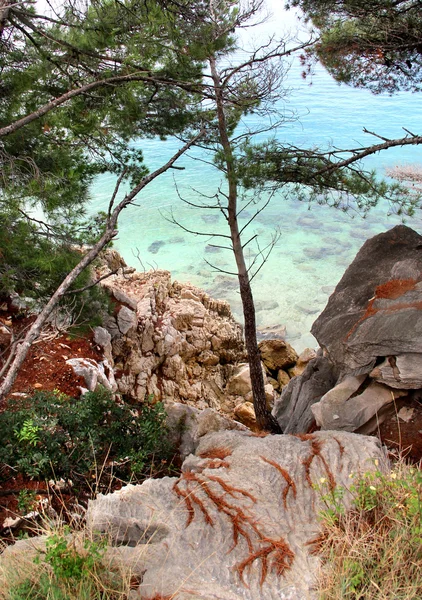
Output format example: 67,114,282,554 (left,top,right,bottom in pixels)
0,524,135,600
315,460,422,599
